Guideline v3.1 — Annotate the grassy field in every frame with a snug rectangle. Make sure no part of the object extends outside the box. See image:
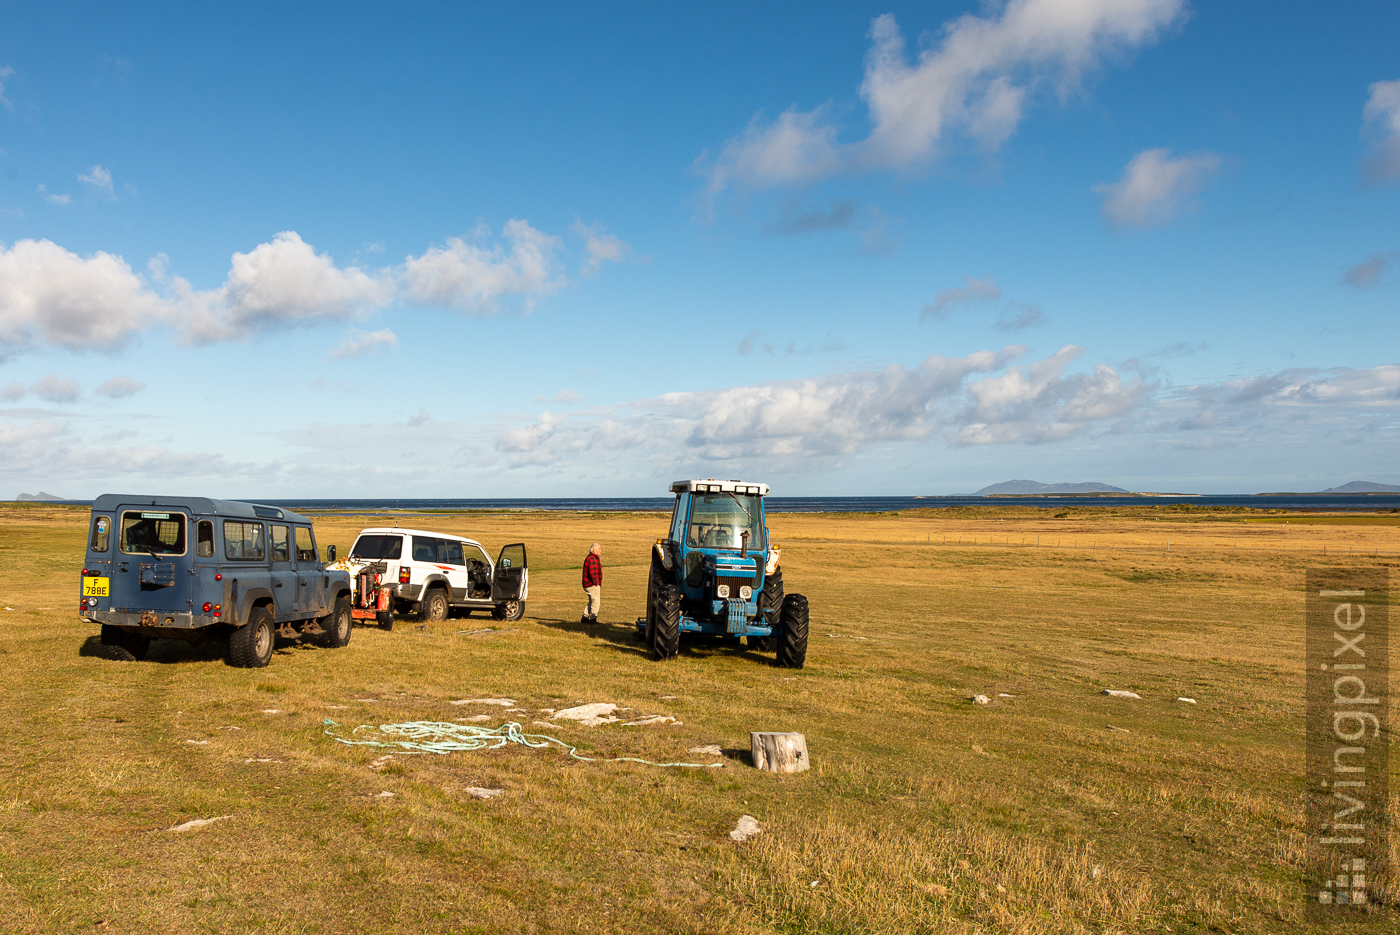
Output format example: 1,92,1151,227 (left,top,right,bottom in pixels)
0,502,1396,934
